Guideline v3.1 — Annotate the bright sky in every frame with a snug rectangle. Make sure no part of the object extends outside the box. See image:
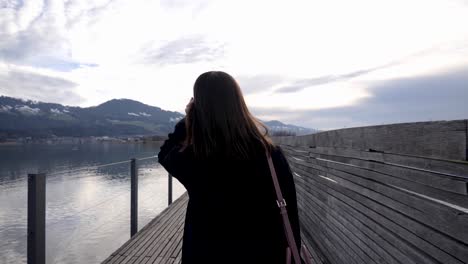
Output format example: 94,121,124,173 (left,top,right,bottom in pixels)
1,0,468,129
